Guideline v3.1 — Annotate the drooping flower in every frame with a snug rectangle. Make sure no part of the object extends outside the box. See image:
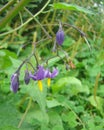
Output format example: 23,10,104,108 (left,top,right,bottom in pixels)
29,65,48,91
24,70,30,85
46,68,59,87
56,23,64,45
10,73,19,93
